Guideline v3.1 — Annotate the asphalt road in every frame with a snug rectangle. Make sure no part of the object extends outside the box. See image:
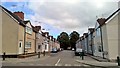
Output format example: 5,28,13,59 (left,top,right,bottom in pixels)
2,50,119,68
2,50,89,66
